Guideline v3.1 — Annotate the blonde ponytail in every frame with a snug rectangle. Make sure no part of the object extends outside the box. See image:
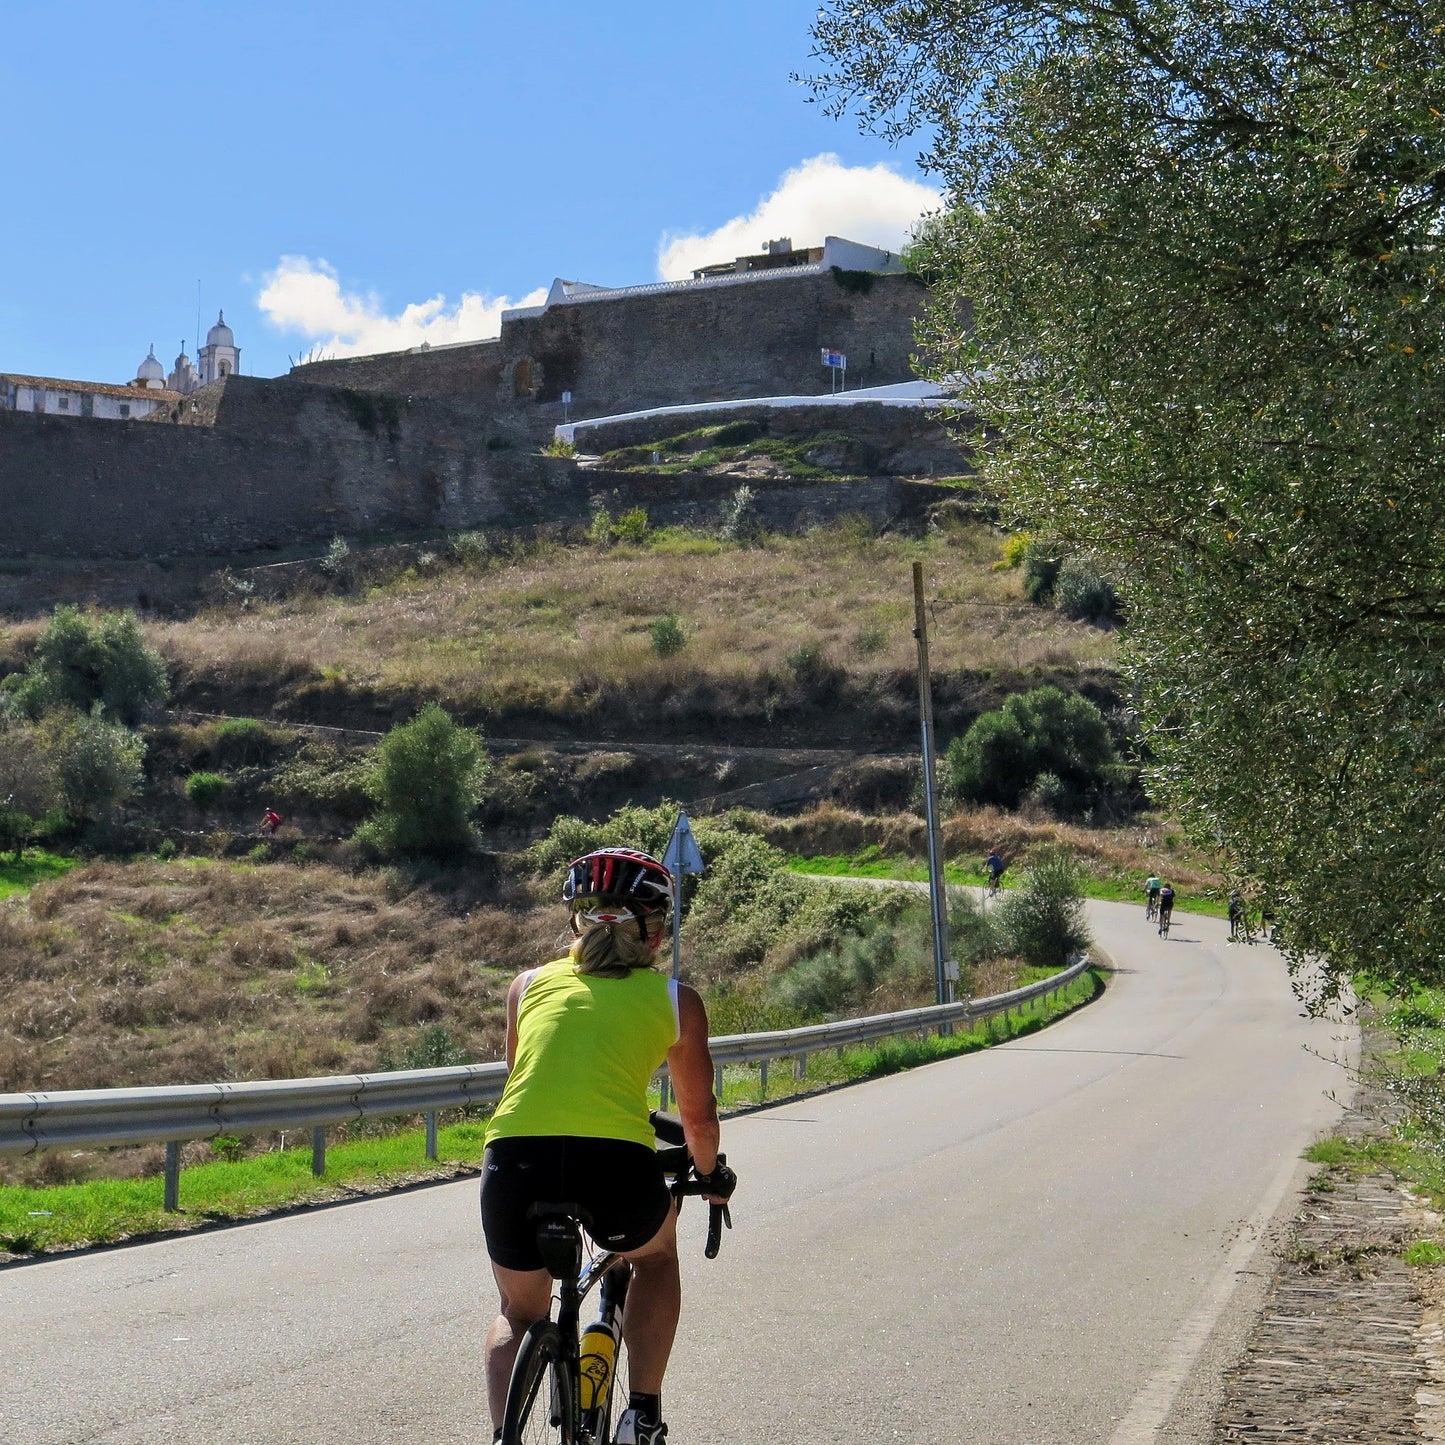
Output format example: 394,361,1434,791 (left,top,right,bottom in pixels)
570,919,661,979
